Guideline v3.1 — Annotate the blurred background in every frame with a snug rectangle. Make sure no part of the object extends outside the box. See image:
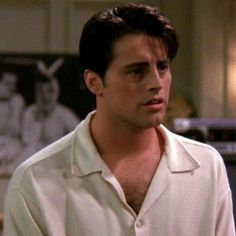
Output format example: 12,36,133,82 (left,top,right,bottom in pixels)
1,0,236,231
